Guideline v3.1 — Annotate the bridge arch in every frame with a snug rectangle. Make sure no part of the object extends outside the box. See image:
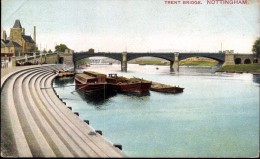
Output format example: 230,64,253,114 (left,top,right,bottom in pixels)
235,58,242,64
178,53,225,63
127,56,172,63
244,59,251,64
253,58,258,63
127,54,173,62
73,52,122,65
